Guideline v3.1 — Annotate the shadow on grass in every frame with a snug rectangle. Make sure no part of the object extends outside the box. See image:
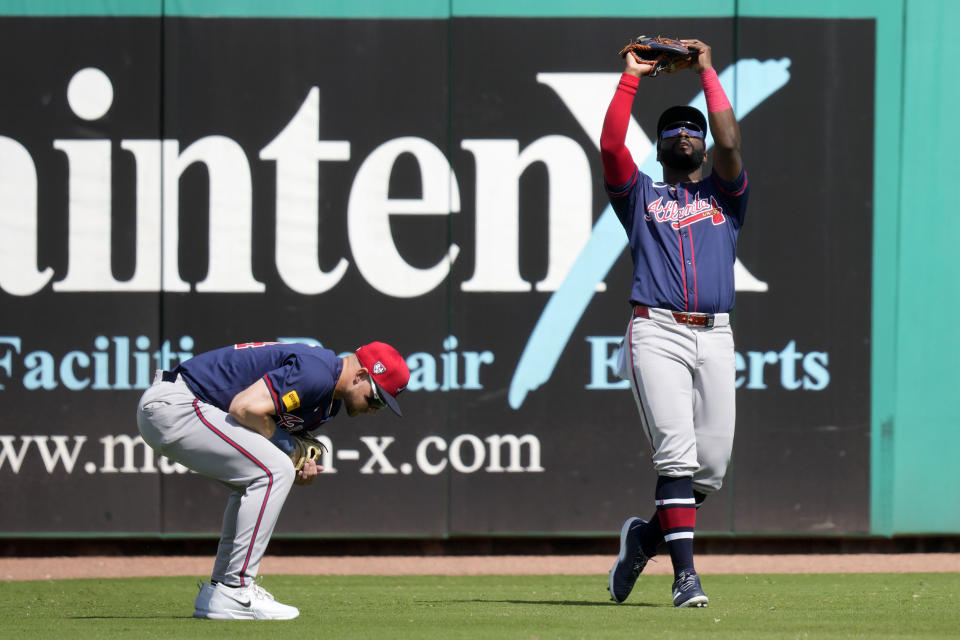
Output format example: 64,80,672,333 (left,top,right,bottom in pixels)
66,615,189,620
422,599,666,608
